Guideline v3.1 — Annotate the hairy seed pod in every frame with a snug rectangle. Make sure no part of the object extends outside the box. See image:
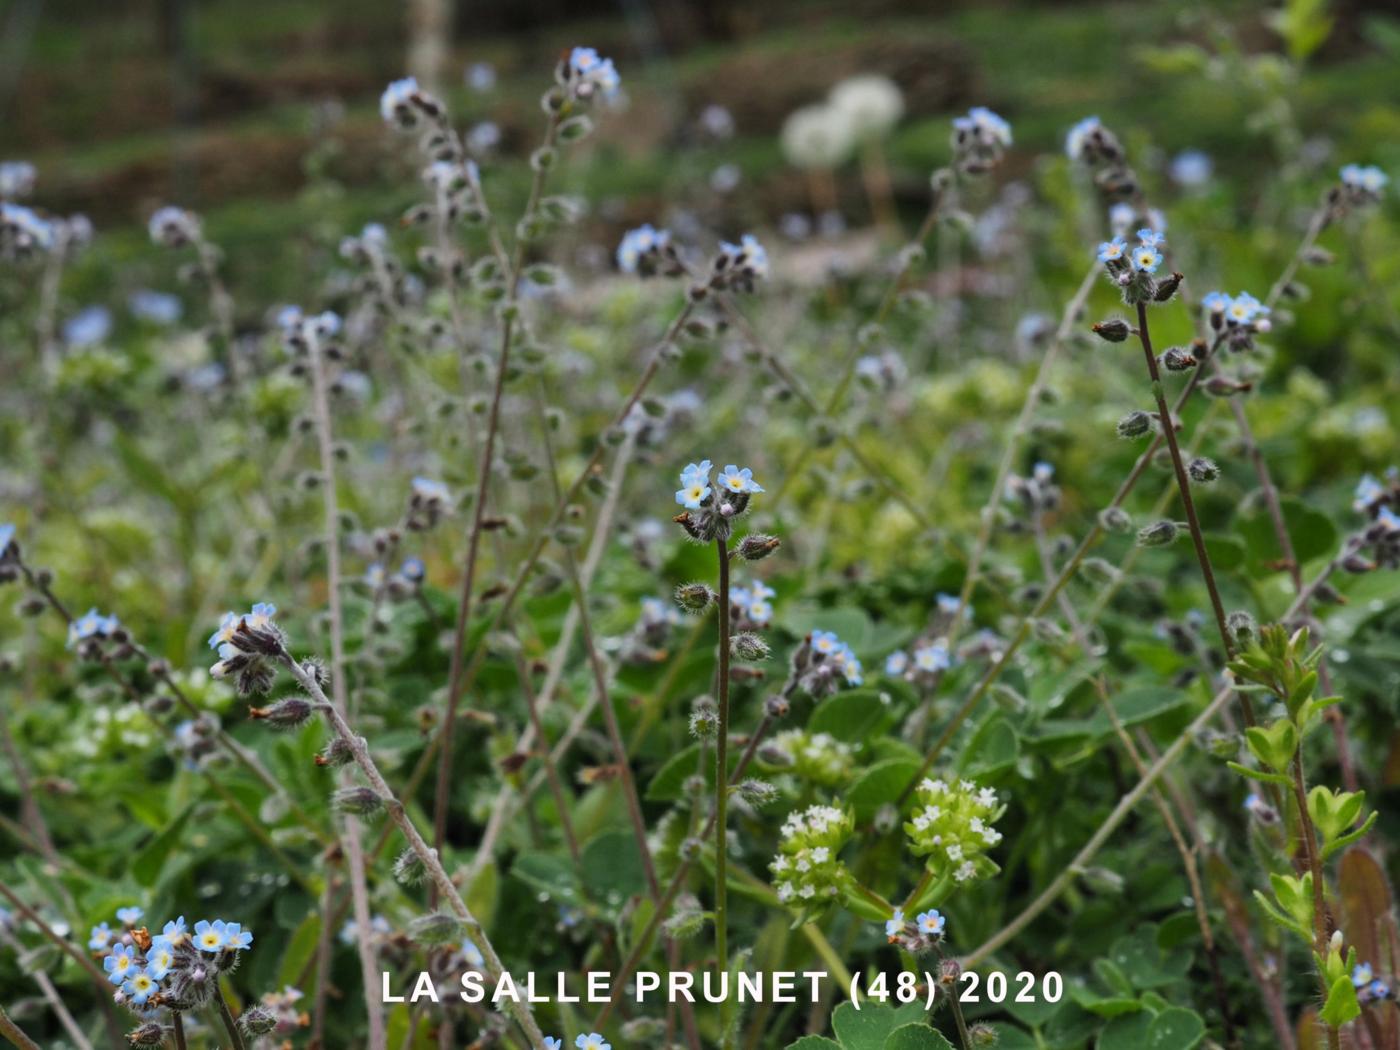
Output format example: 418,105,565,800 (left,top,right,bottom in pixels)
1136,520,1178,548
